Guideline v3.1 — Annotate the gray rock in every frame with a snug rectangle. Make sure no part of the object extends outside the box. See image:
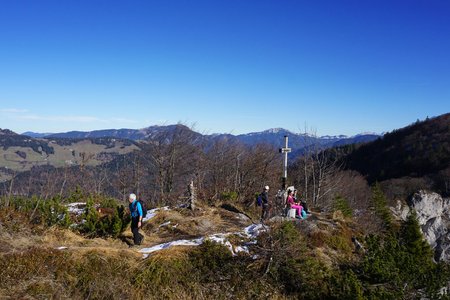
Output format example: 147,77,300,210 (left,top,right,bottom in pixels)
393,190,450,262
